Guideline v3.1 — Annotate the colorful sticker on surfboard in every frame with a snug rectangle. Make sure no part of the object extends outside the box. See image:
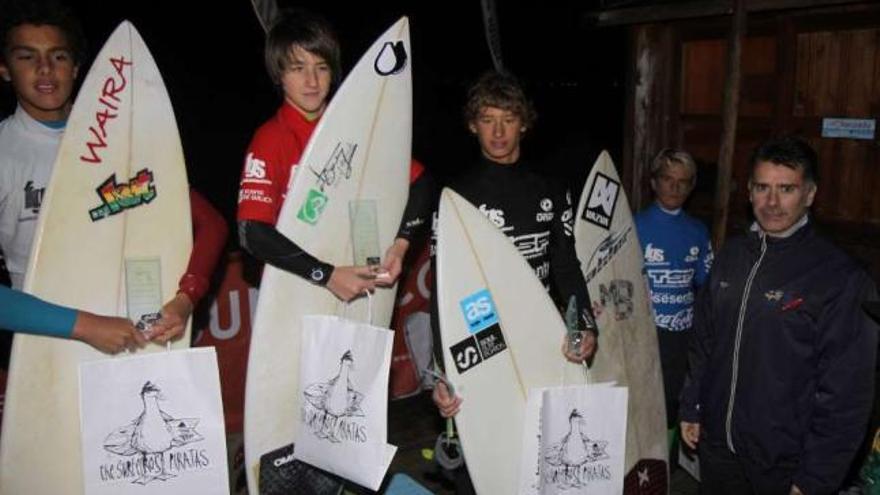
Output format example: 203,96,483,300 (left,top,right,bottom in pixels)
89,168,157,221
449,323,507,374
374,41,407,76
459,288,499,334
297,188,329,225
581,172,620,230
